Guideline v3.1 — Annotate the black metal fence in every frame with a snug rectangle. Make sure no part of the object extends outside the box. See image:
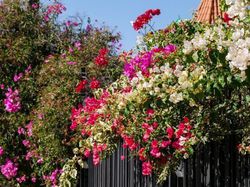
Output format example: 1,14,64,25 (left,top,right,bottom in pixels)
78,136,250,187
